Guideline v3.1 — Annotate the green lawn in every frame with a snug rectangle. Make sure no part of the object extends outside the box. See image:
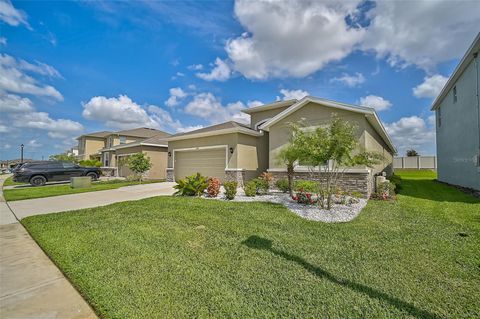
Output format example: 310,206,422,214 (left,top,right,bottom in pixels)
3,176,25,186
4,179,163,201
22,171,480,318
